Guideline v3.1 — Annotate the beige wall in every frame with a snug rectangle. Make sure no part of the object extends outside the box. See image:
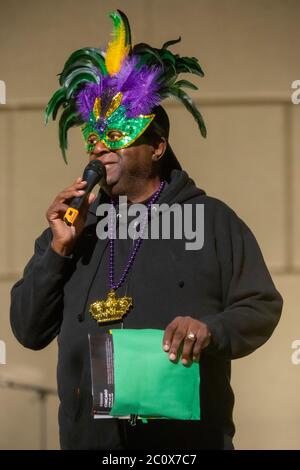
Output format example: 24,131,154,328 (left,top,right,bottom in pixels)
0,0,299,449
